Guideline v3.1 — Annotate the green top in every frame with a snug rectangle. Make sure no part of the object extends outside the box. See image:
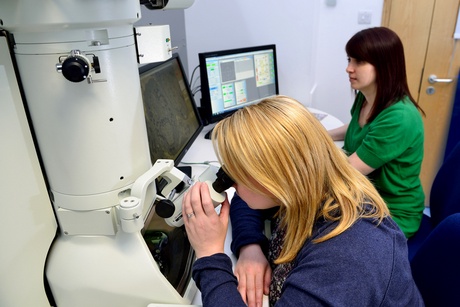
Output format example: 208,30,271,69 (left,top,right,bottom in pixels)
344,92,425,238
